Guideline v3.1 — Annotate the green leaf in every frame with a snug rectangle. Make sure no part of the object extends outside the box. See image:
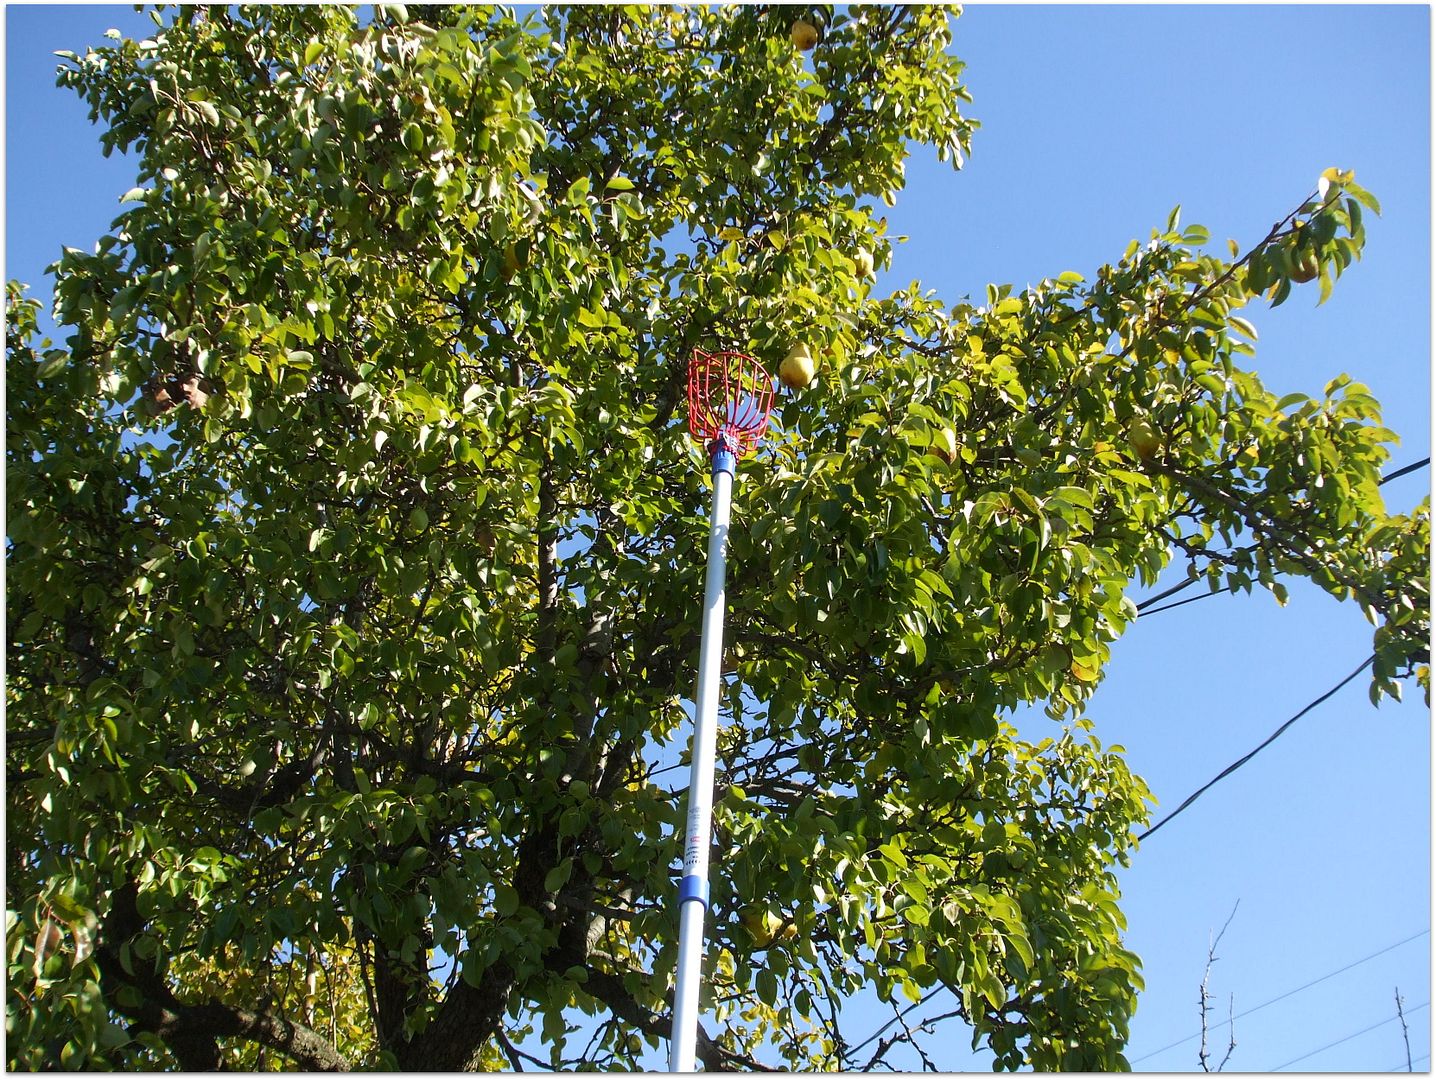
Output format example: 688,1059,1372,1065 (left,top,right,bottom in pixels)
756,967,778,1007
493,883,520,918
877,840,908,870
49,894,90,922
543,859,573,893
